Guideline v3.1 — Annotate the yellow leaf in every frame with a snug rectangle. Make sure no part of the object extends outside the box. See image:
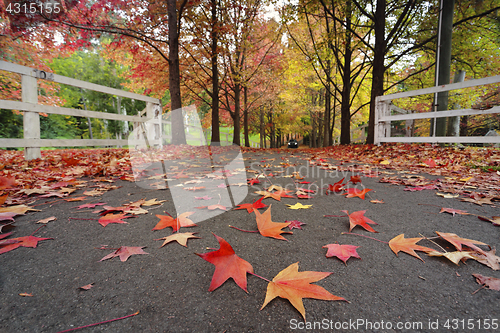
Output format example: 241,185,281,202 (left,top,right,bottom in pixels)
286,203,313,210
427,251,475,265
436,192,459,199
379,160,391,165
